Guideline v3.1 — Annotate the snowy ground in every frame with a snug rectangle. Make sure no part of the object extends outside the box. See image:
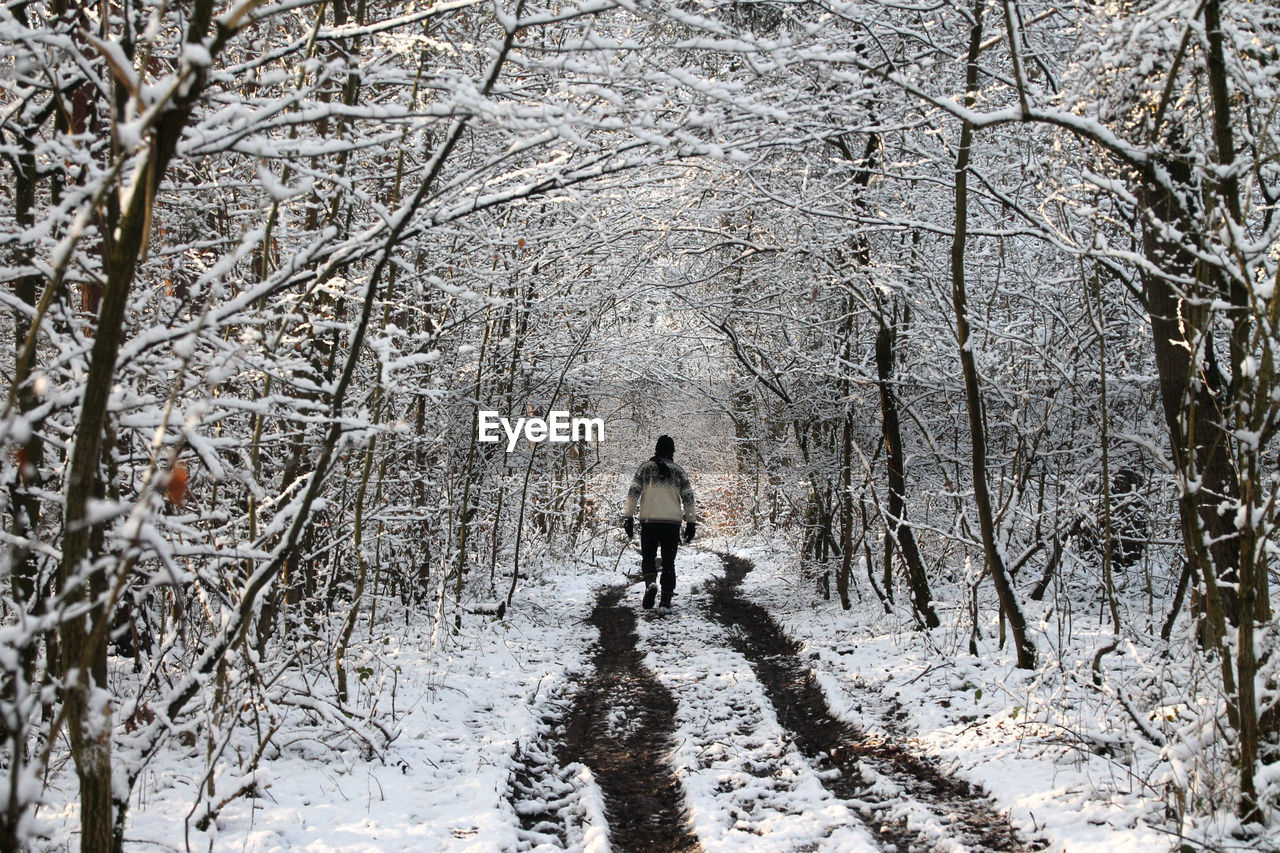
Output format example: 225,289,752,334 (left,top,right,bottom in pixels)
40,559,604,852
36,538,1238,851
634,550,879,852
726,541,1188,853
